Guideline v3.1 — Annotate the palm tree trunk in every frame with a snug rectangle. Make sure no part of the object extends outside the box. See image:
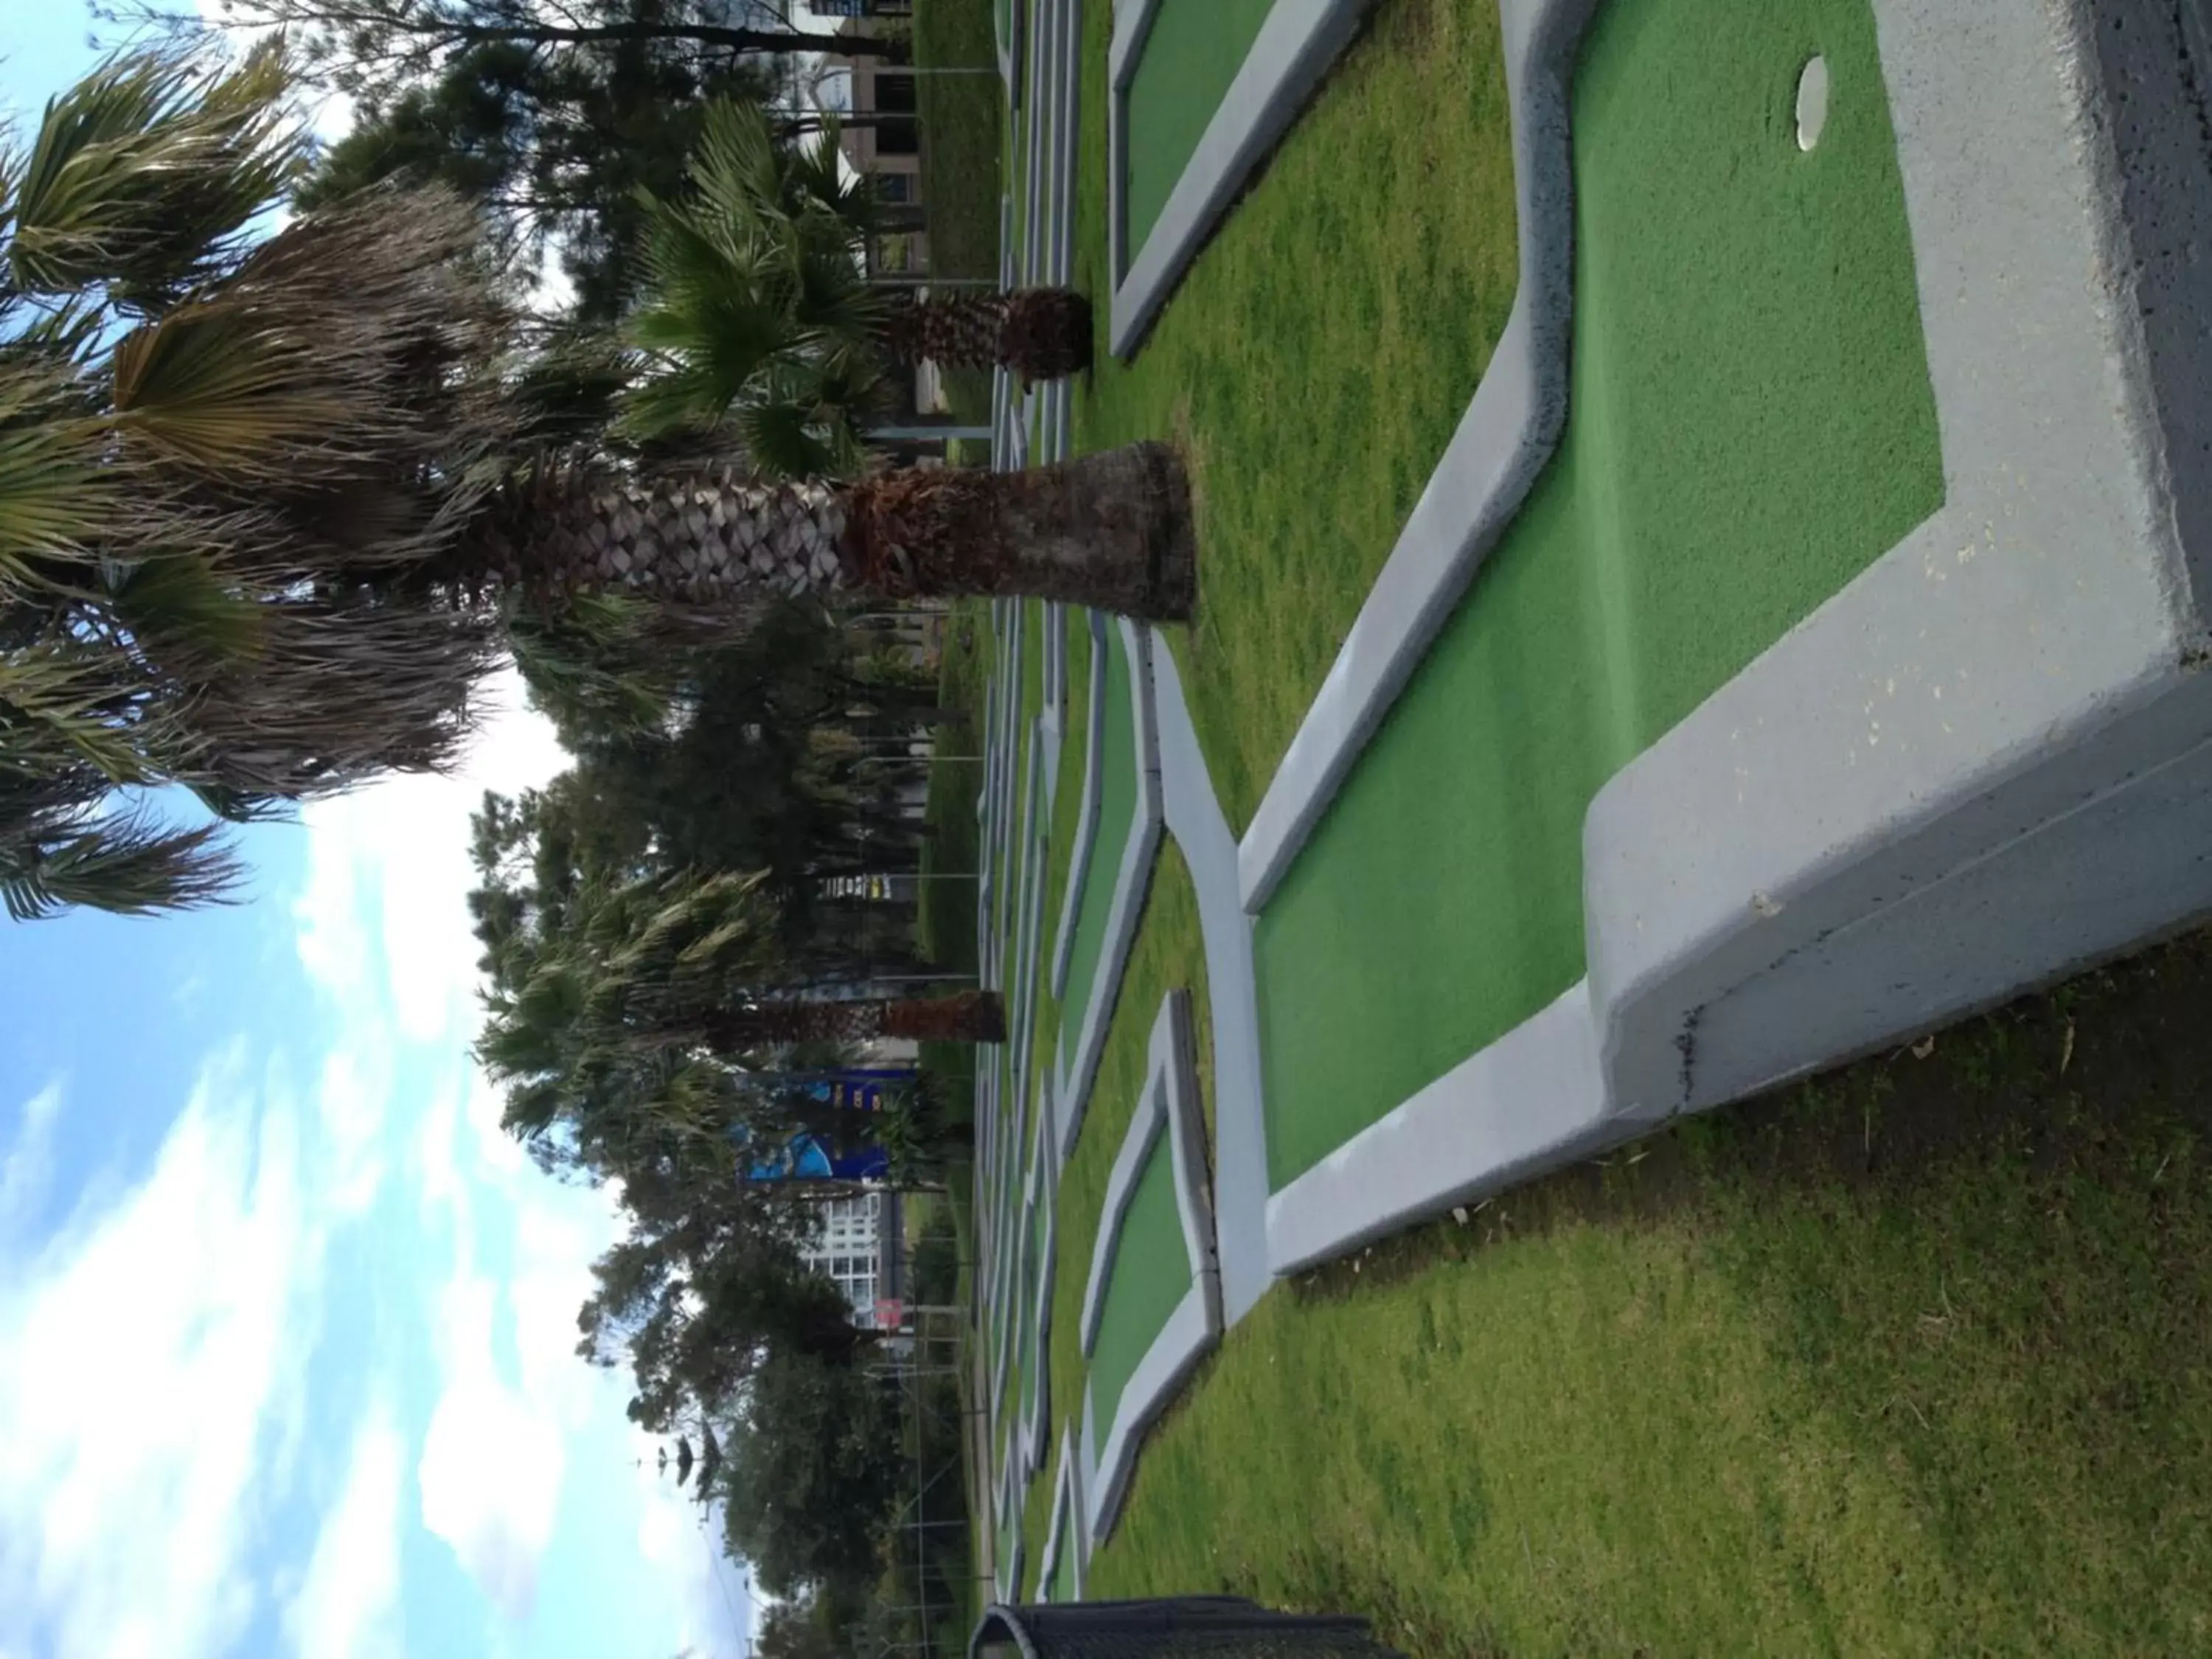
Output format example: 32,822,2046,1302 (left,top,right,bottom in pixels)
515,443,1196,622
701,989,1006,1049
878,288,1093,382
843,442,1195,620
